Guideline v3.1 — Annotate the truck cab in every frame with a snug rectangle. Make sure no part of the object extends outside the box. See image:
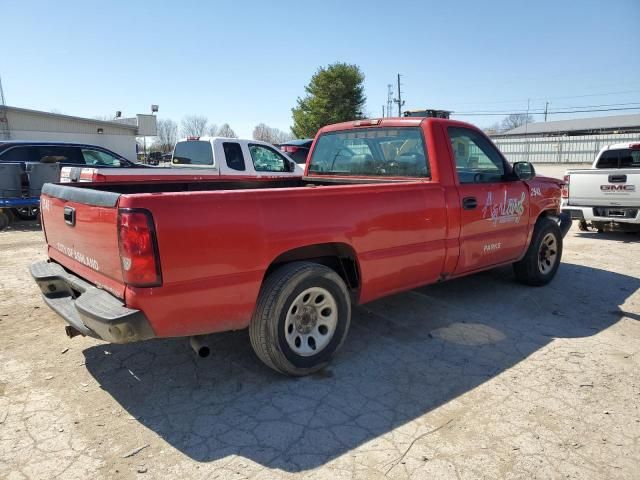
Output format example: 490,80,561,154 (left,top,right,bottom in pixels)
172,137,303,177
